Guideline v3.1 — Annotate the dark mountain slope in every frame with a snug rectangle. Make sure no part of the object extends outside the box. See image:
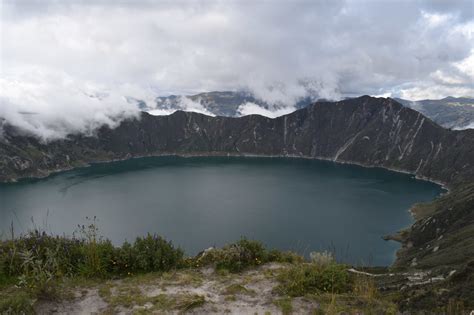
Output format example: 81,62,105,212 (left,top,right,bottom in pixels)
1,96,473,186
139,91,474,129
